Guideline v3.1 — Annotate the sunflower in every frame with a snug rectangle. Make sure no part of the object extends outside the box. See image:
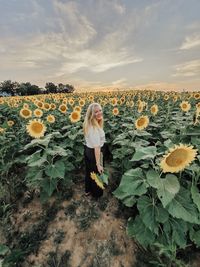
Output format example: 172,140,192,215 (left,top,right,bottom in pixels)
135,115,149,130
59,104,67,114
163,94,169,101
180,101,191,112
0,127,5,134
68,99,74,106
150,104,158,115
194,92,200,100
47,115,55,123
129,101,134,107
36,101,44,109
79,99,85,107
90,172,105,189
23,103,29,109
111,97,118,106
26,119,46,138
69,111,81,123
74,106,82,113
112,107,119,116
7,120,14,127
160,144,198,173
20,108,32,119
43,103,50,111
34,108,43,118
